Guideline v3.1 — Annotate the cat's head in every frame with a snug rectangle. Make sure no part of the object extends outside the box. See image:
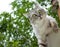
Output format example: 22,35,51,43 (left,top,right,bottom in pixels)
24,1,47,23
